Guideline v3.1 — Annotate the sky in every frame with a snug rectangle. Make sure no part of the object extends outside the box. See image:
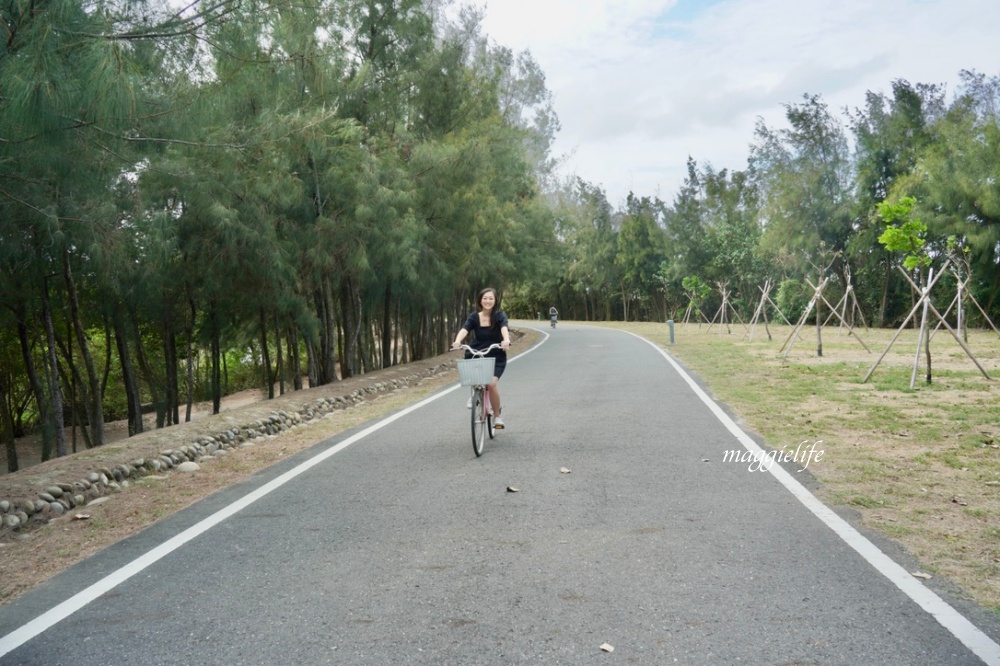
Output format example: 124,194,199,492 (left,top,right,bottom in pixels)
469,0,1000,207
